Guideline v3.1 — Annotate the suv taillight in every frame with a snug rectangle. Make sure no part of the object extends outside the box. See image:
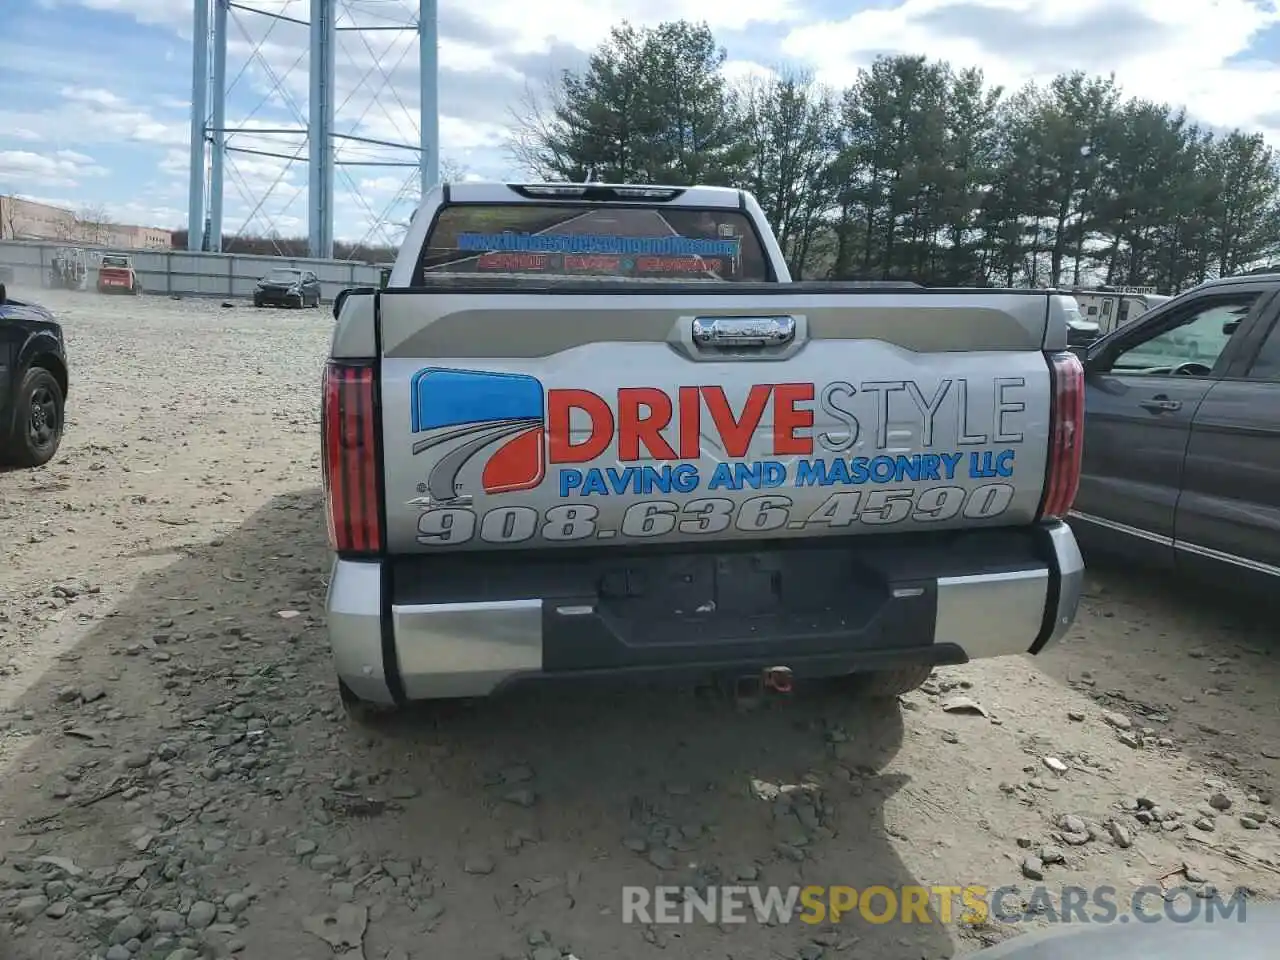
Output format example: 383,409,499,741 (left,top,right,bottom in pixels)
322,361,382,554
1038,352,1085,521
